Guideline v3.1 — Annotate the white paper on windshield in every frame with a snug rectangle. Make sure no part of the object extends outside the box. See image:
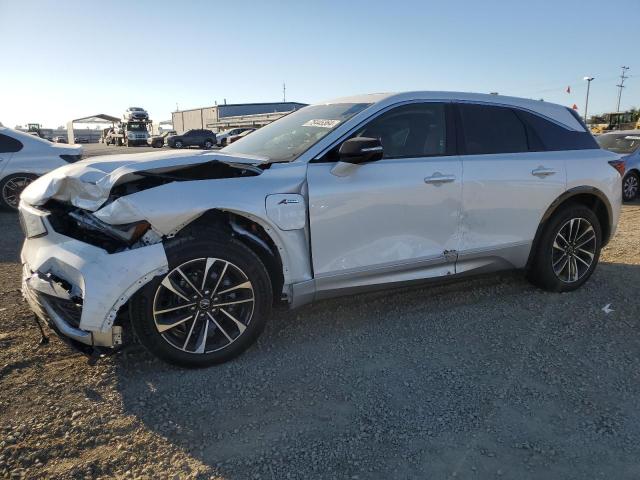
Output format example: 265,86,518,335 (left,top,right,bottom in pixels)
624,136,640,140
302,119,341,128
